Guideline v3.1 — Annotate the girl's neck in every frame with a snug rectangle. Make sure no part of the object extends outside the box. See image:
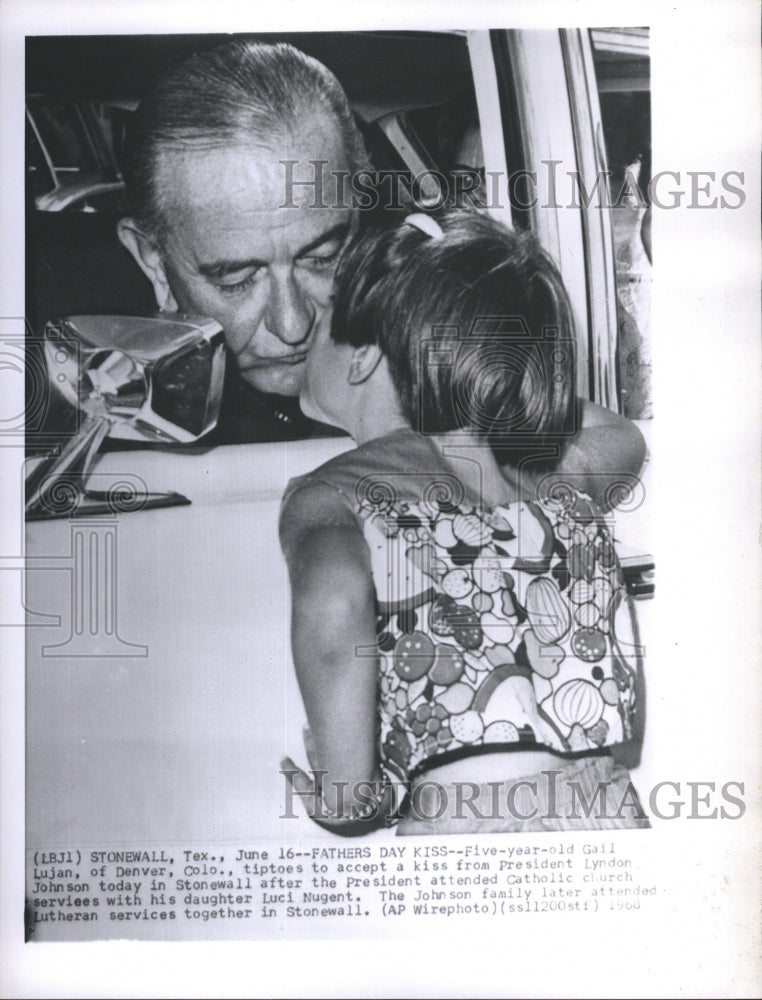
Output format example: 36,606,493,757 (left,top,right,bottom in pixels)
349,411,410,445
346,359,411,446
